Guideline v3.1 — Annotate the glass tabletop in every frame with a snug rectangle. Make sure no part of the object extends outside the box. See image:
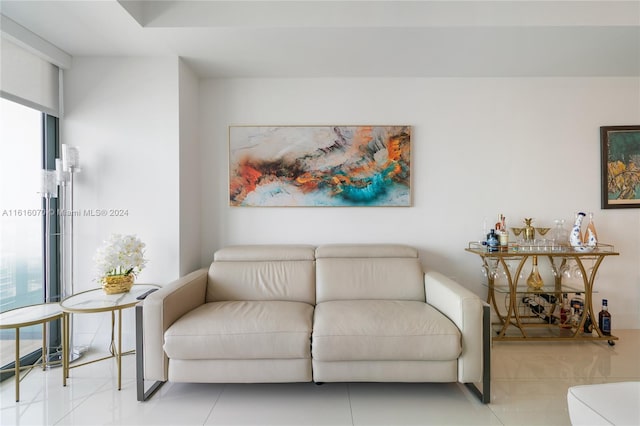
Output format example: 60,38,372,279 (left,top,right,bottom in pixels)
60,284,160,314
0,303,63,329
466,241,618,256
